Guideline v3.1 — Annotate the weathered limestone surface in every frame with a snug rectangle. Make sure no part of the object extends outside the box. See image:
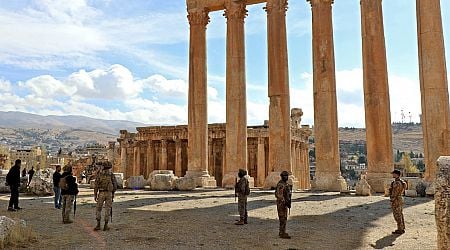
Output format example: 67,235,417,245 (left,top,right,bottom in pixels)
436,156,450,250
311,173,347,192
264,0,293,188
361,0,394,193
223,0,249,188
114,173,124,189
126,176,147,190
417,0,450,182
175,177,197,191
148,170,178,191
28,177,53,196
0,216,31,248
405,190,418,197
263,172,298,190
308,0,345,192
0,176,8,193
355,175,372,196
416,180,427,197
